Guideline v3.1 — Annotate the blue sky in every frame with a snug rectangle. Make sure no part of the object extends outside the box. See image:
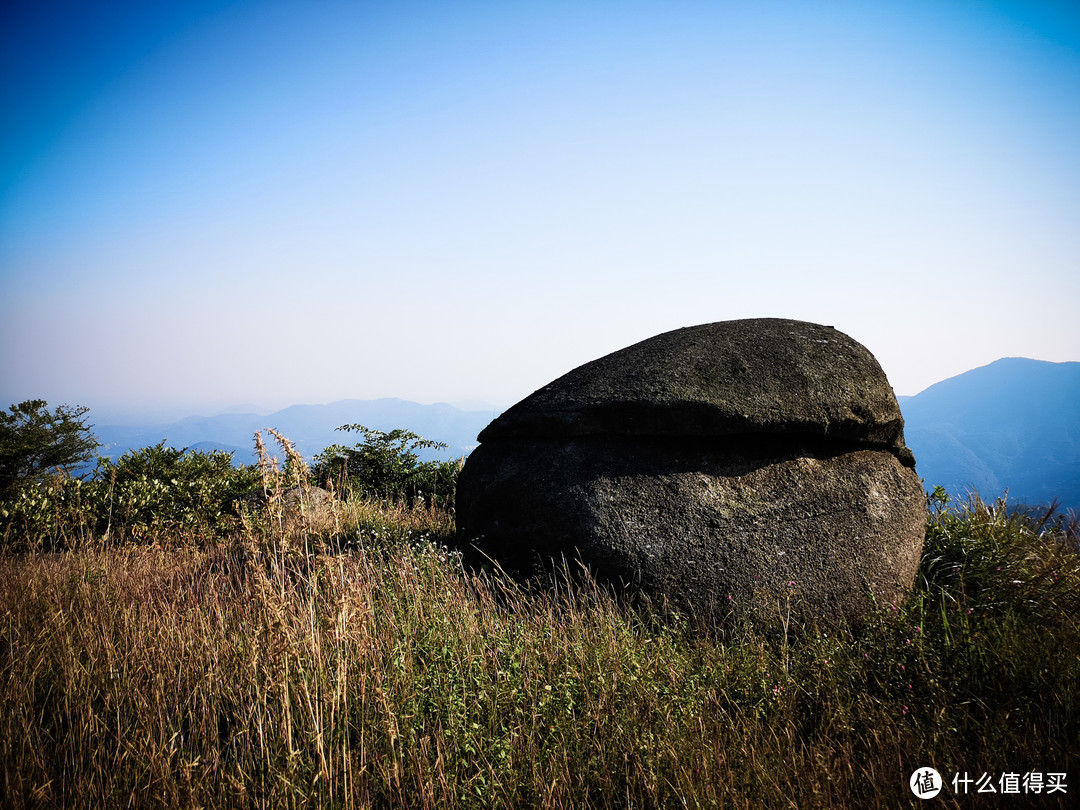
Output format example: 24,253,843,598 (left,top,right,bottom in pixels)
2,0,1078,416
